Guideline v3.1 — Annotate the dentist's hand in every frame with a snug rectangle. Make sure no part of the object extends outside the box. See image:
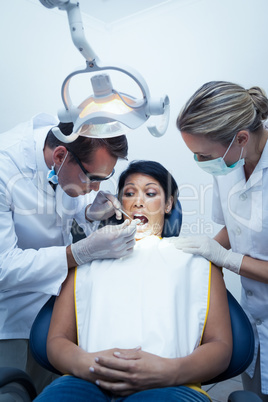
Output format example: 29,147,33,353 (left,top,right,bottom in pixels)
169,235,243,274
71,220,137,265
86,191,122,221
